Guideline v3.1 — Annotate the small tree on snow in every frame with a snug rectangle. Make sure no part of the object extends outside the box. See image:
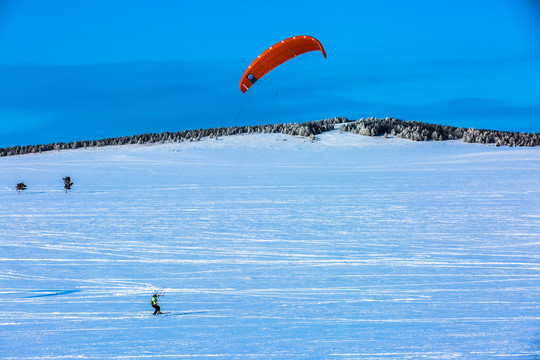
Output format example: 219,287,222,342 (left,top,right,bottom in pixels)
63,176,74,193
16,182,27,194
